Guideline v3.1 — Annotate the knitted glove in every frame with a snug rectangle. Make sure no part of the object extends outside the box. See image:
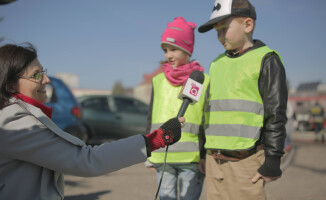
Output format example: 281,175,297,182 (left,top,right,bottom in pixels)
146,118,182,152
258,156,282,177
